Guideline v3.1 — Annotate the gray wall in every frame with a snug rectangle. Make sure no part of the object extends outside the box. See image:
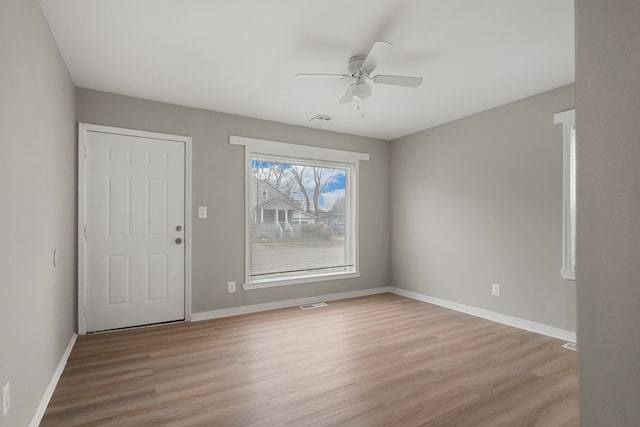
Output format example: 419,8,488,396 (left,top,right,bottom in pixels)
0,0,76,426
576,0,640,425
75,88,390,313
390,85,577,332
